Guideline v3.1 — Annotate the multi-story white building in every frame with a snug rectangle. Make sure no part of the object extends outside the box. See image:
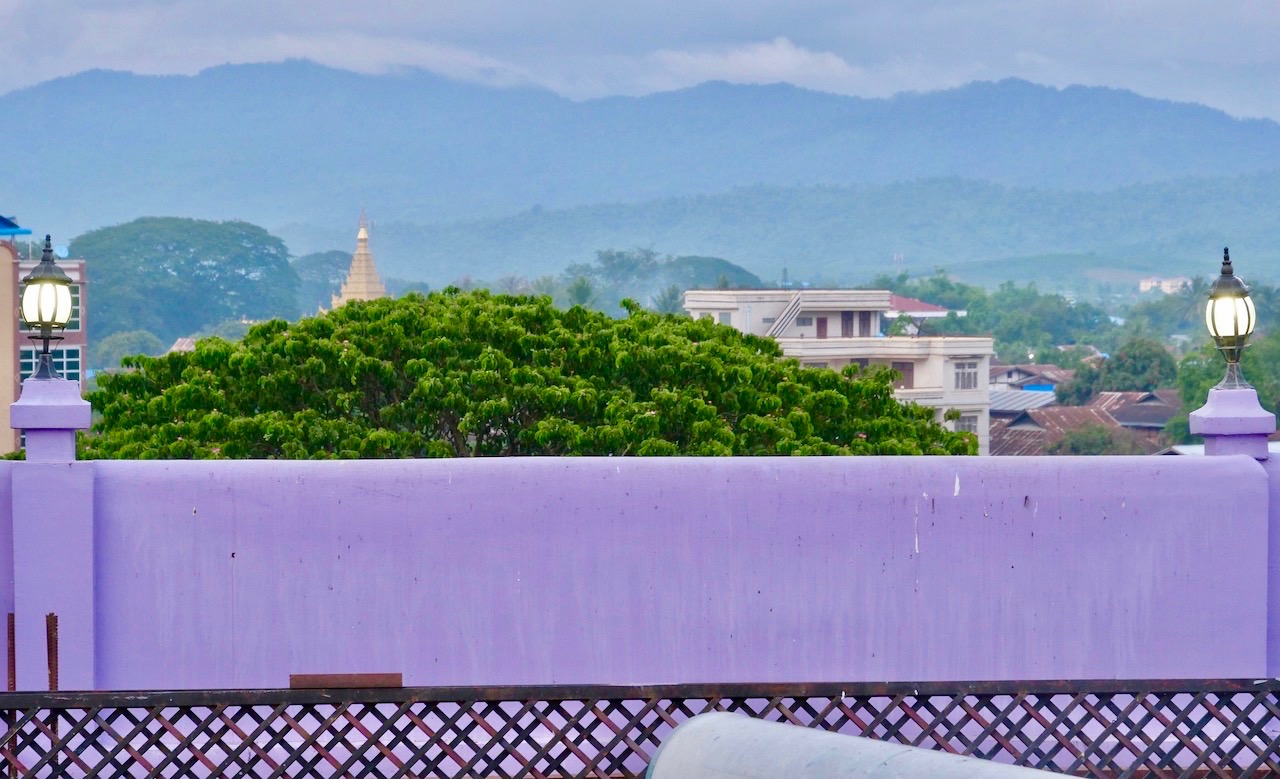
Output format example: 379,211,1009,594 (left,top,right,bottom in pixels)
684,289,993,454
